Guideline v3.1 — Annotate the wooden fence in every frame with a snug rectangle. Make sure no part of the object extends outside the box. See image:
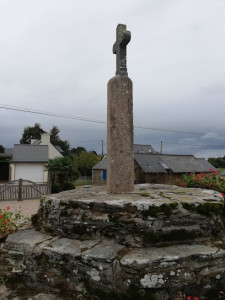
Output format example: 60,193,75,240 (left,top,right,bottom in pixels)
0,179,51,201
